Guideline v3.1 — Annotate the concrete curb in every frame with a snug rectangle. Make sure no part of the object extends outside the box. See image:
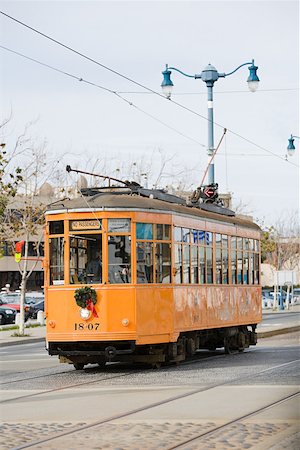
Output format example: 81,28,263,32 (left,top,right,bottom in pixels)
0,337,45,348
258,325,300,338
